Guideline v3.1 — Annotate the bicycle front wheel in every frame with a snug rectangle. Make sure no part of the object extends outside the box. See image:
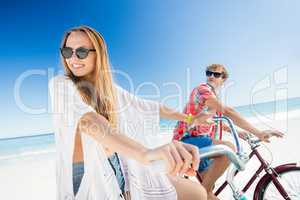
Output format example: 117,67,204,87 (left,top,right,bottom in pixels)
256,166,300,200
